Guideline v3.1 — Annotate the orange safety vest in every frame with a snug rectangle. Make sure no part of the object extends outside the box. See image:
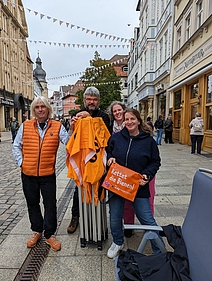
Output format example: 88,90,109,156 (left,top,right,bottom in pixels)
22,119,61,176
66,117,110,205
